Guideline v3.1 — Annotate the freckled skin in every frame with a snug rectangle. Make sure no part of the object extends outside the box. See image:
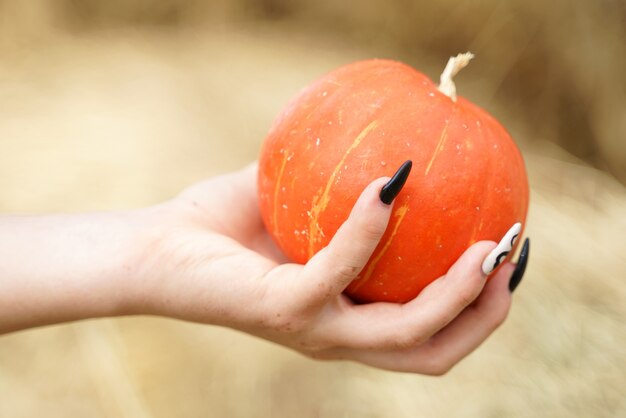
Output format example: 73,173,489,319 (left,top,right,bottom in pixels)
258,59,529,303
